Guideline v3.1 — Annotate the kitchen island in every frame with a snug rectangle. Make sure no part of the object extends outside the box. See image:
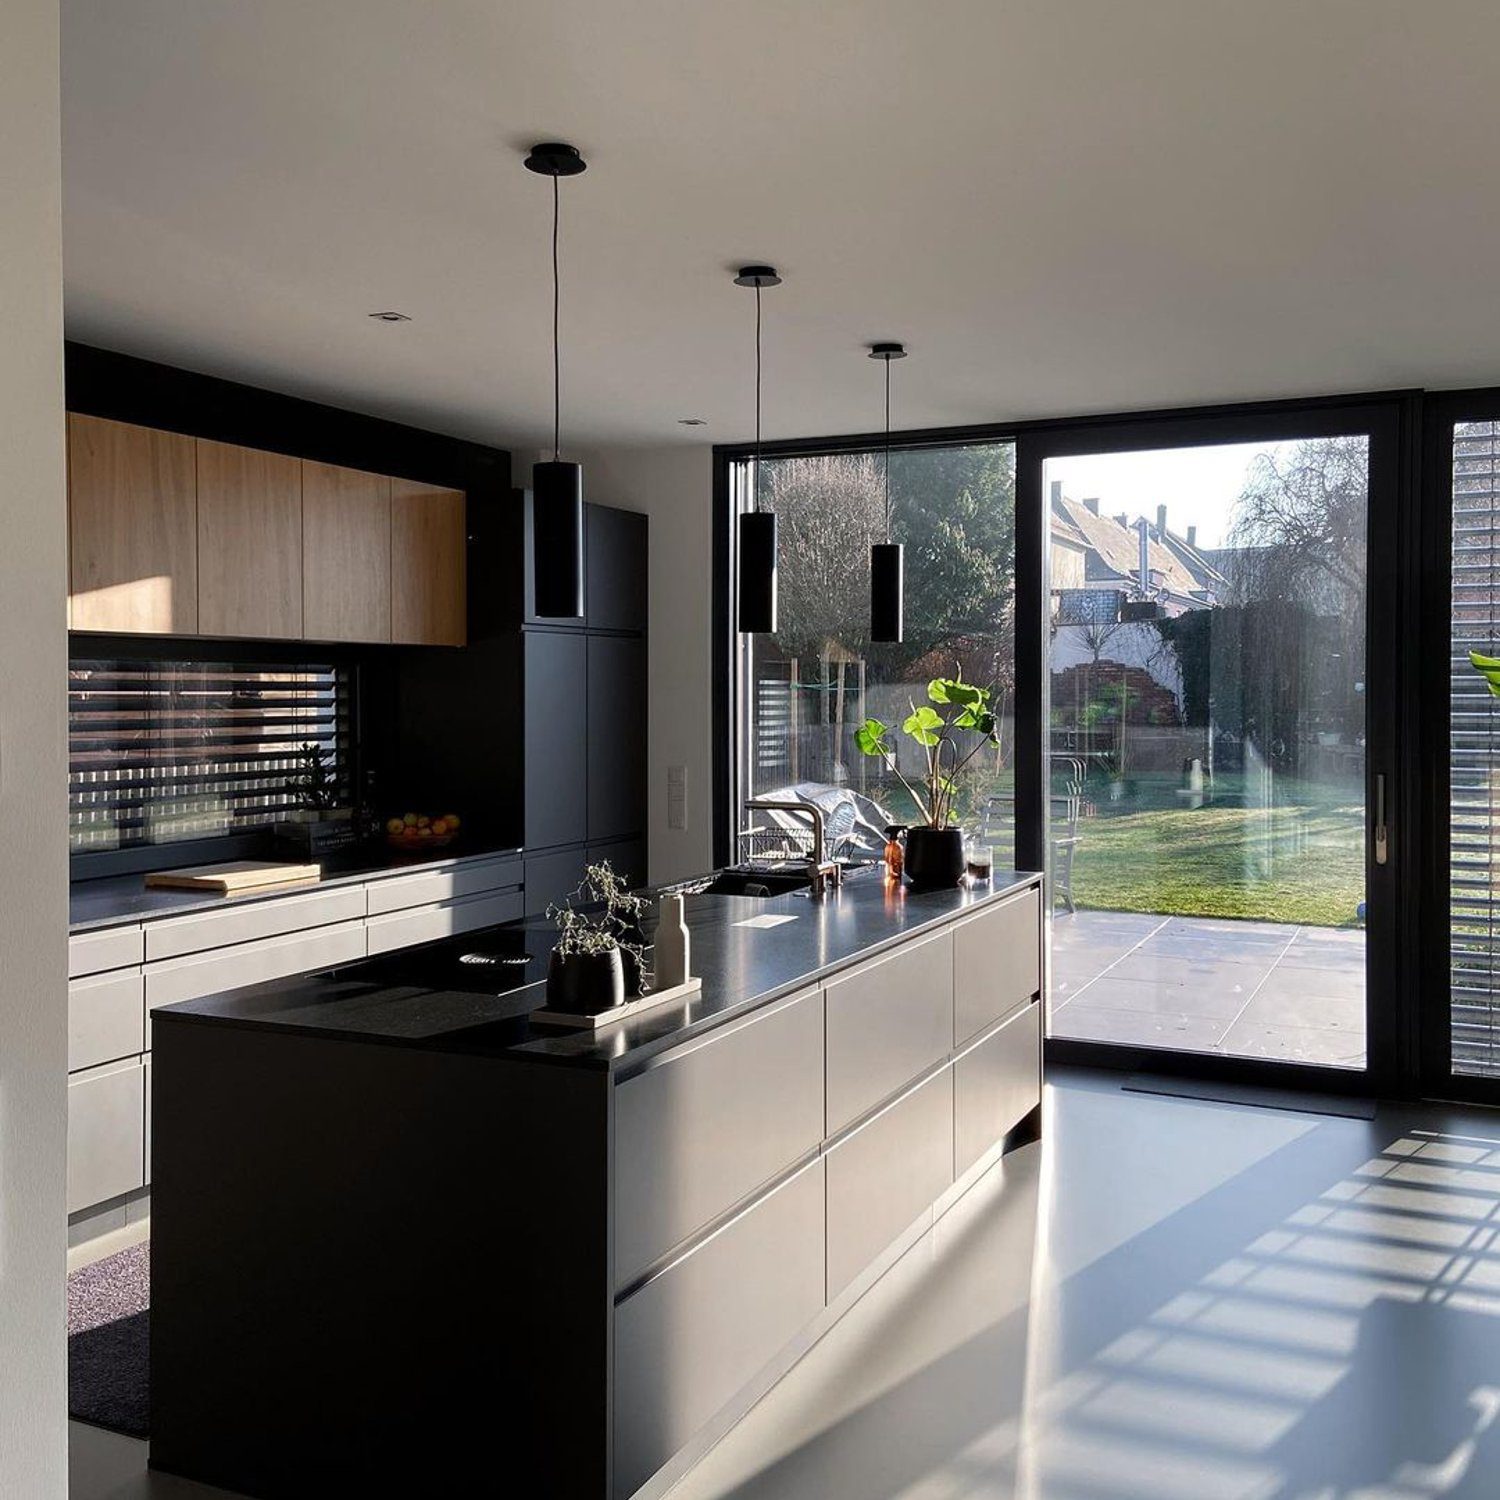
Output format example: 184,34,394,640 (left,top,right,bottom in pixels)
149,867,1044,1499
